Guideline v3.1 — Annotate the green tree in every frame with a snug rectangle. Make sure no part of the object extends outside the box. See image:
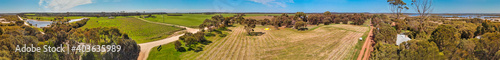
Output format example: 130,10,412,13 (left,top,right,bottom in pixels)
281,13,288,17
324,11,331,16
323,17,332,25
271,16,283,30
295,12,307,22
261,18,270,26
243,19,257,35
475,21,498,36
411,0,433,21
0,27,3,35
334,18,341,24
387,0,409,19
455,39,476,59
430,25,459,51
399,40,444,60
307,14,324,25
174,41,186,52
373,23,397,44
234,14,246,24
370,42,399,60
82,52,96,60
294,21,306,29
179,32,209,52
395,19,407,32
474,32,500,59
341,18,349,24
15,21,24,26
